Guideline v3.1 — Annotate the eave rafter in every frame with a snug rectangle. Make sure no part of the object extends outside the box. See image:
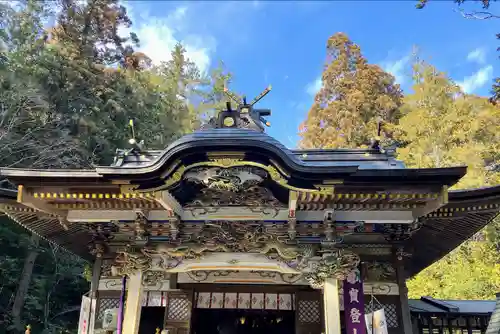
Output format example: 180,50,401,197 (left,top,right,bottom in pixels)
16,185,70,230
